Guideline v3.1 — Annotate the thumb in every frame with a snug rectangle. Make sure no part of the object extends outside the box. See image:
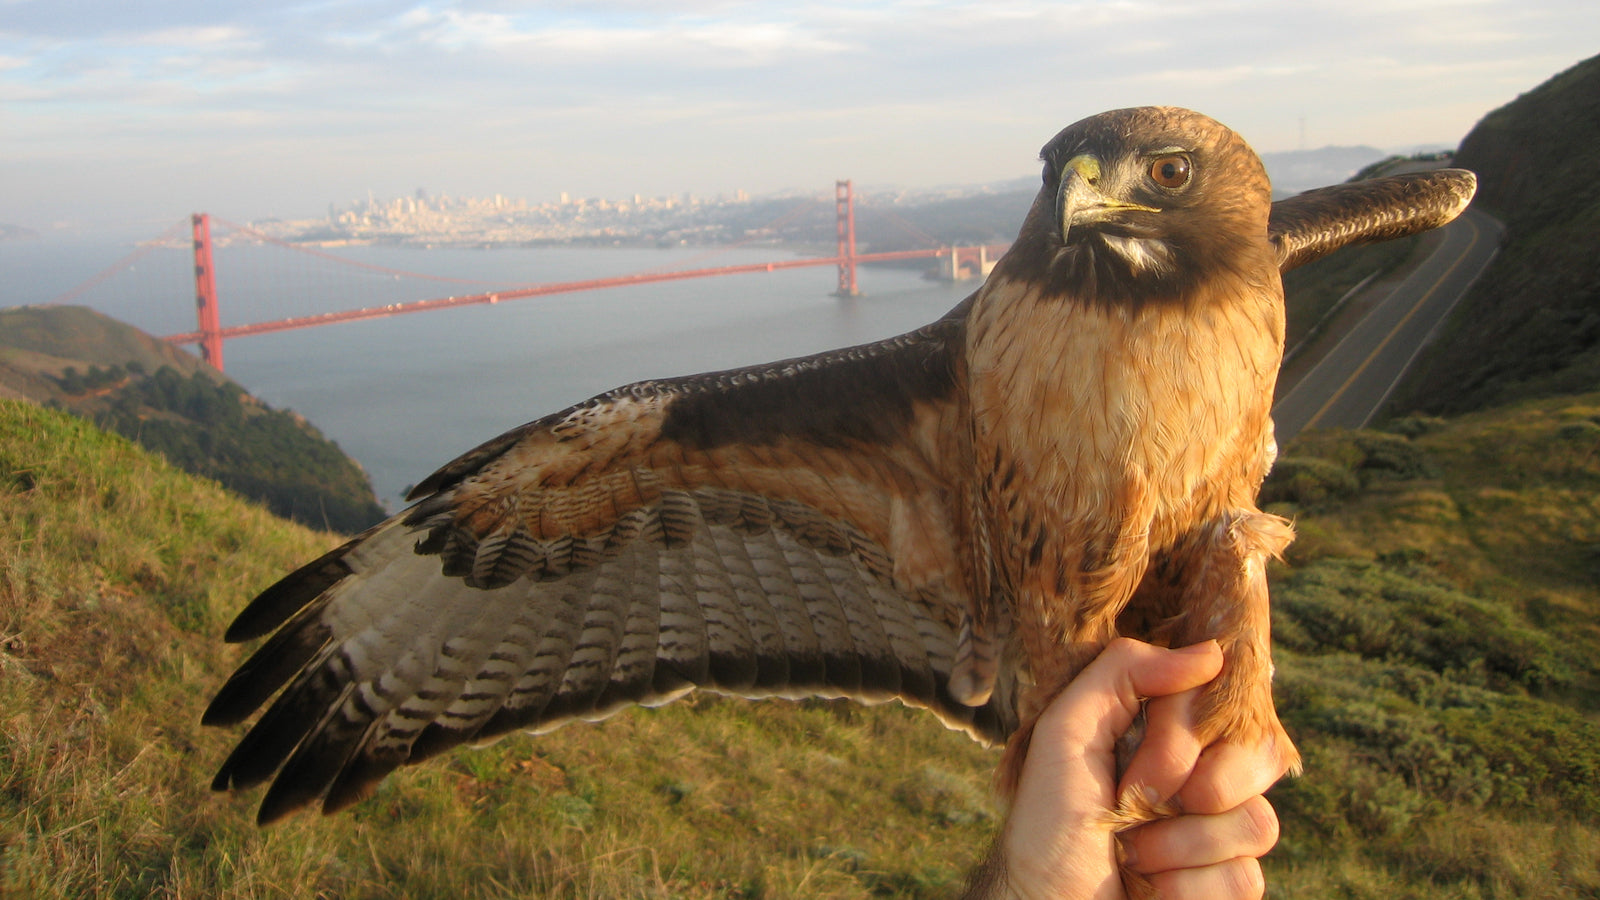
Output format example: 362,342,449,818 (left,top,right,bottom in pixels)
998,639,1226,898
1033,639,1223,764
